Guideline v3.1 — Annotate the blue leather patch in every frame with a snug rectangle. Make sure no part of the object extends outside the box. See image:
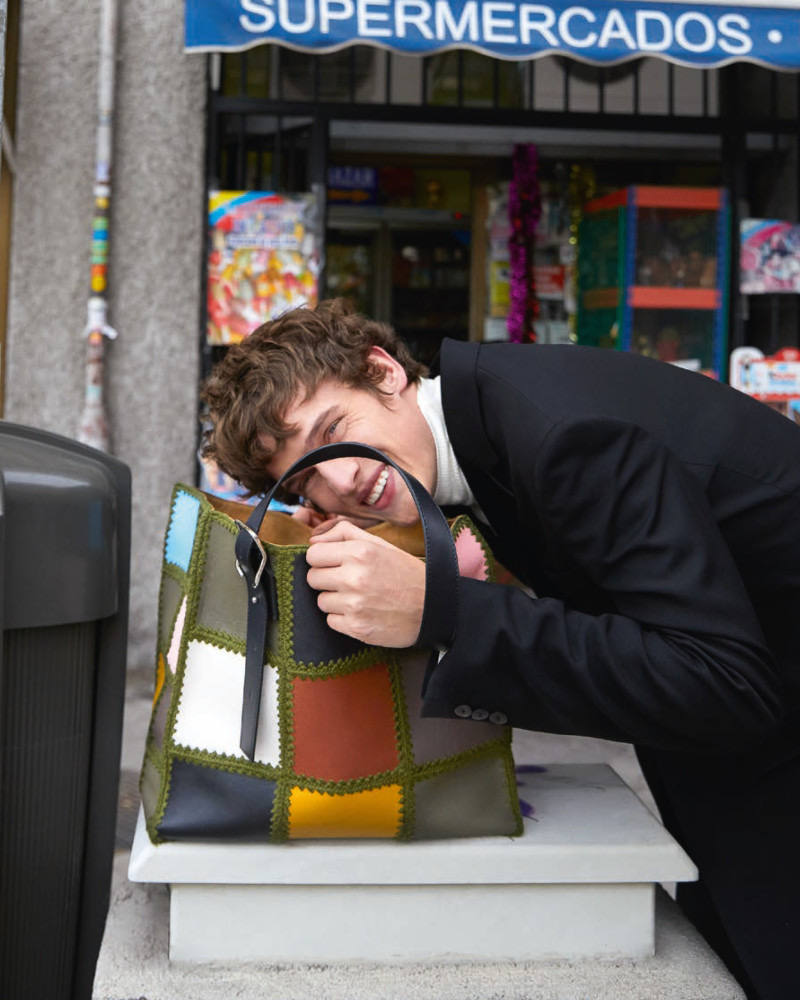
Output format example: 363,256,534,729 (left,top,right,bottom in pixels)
165,491,201,571
159,758,276,840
